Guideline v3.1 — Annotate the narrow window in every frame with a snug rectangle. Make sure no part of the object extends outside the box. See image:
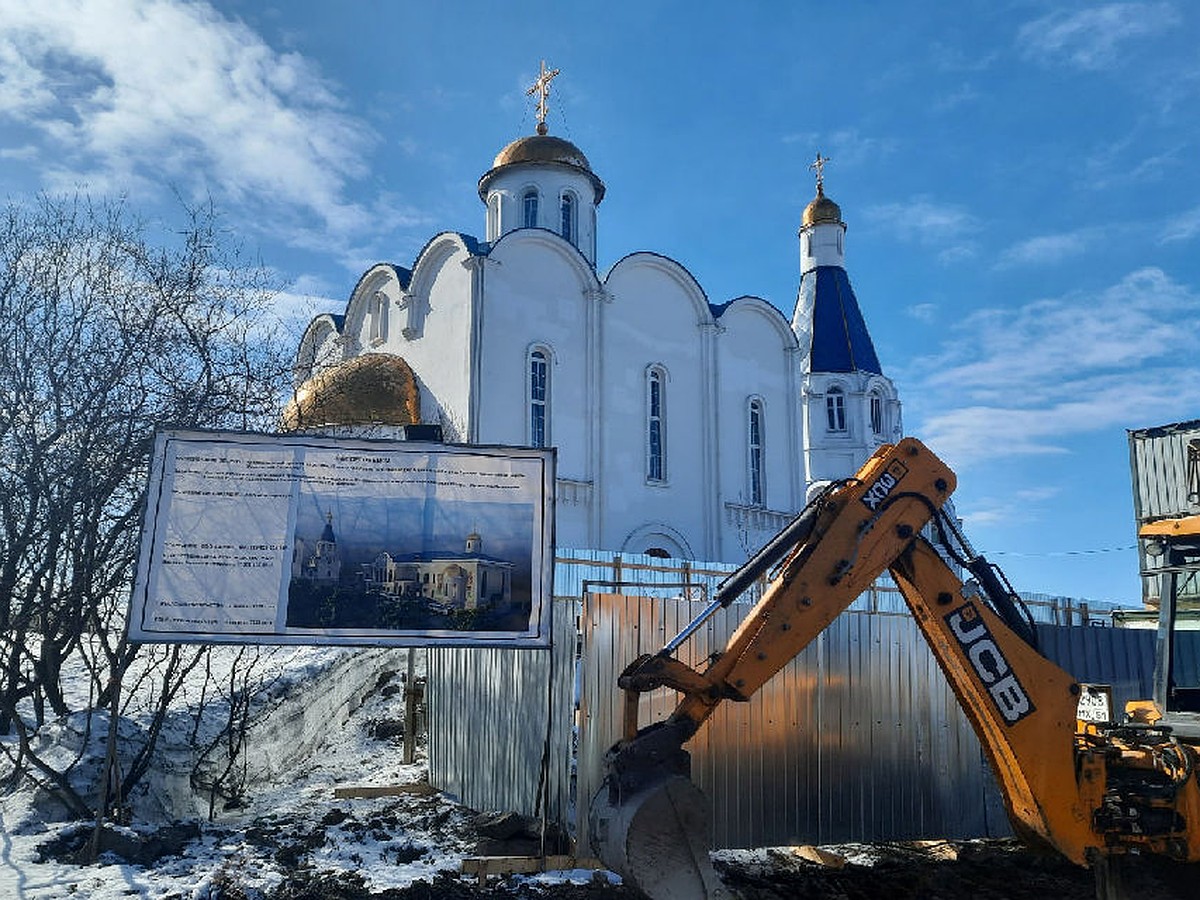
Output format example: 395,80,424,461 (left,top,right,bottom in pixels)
488,194,500,239
826,387,846,432
560,193,576,245
530,349,549,447
748,399,764,505
369,290,387,344
648,368,665,481
870,393,884,436
522,189,539,229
